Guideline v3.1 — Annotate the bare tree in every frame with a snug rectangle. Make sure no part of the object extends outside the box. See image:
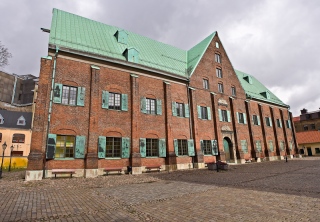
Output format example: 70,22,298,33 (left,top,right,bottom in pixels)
0,41,12,68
